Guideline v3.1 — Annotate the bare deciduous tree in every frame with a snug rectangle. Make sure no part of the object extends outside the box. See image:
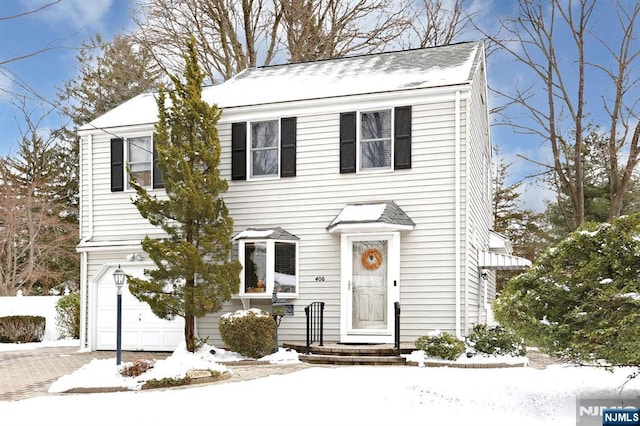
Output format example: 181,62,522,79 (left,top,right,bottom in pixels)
477,0,640,229
280,0,412,62
406,0,471,48
0,101,77,296
0,1,62,66
133,0,465,83
133,0,282,83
